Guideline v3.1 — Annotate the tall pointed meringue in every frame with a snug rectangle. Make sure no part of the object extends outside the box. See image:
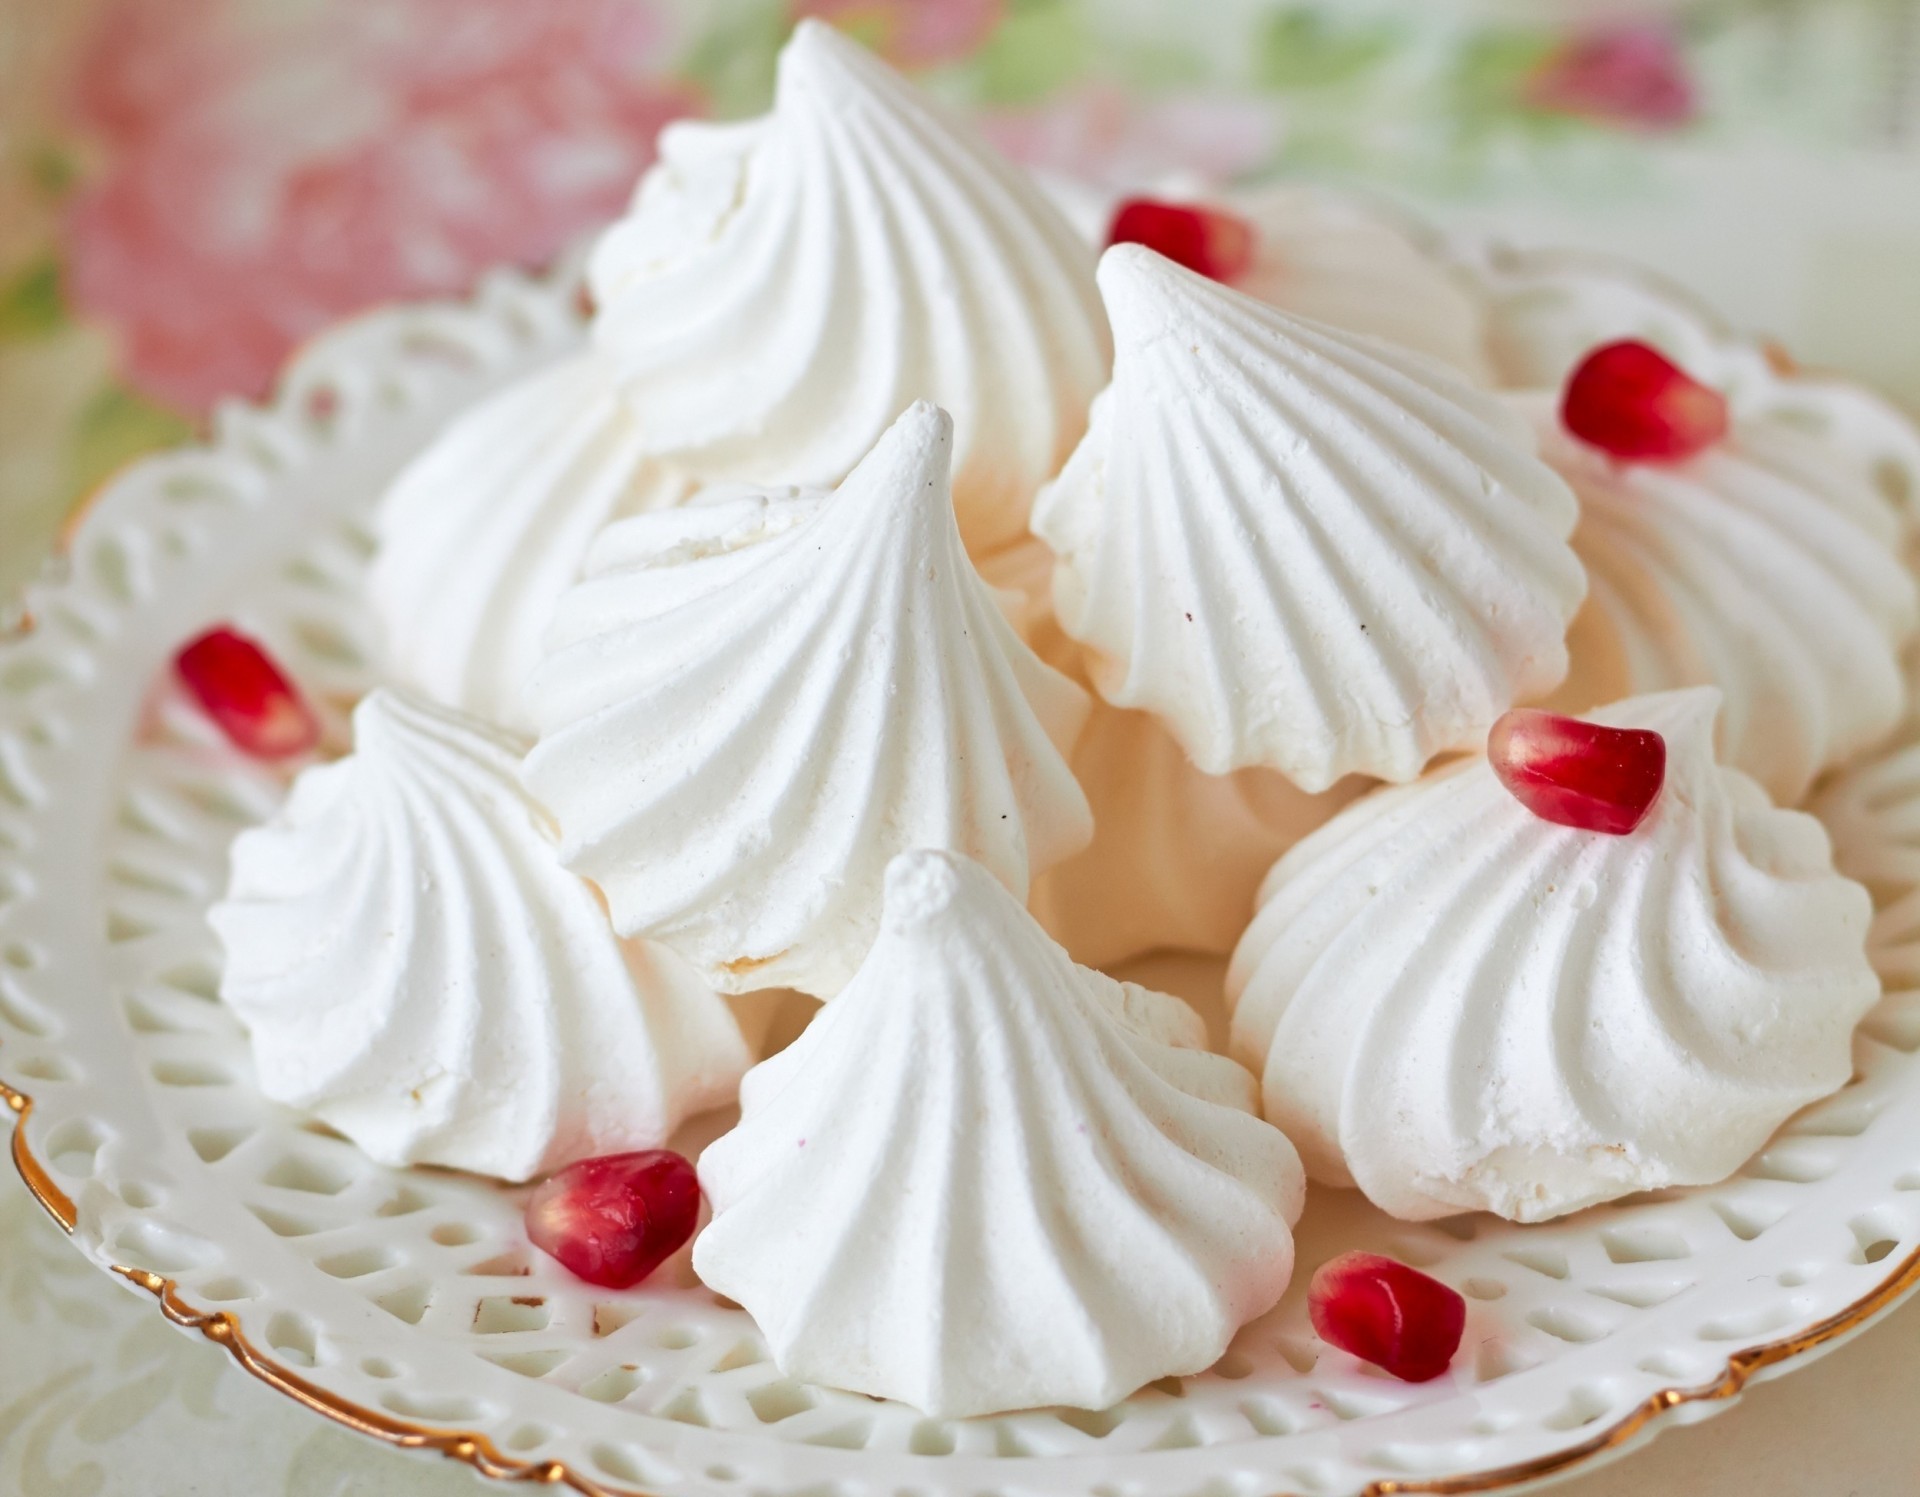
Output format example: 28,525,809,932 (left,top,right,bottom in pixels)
587,20,1110,555
1227,689,1878,1223
1227,184,1492,382
695,850,1305,1417
208,689,748,1183
369,350,690,734
524,403,1094,999
1033,244,1586,790
1533,398,1918,805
